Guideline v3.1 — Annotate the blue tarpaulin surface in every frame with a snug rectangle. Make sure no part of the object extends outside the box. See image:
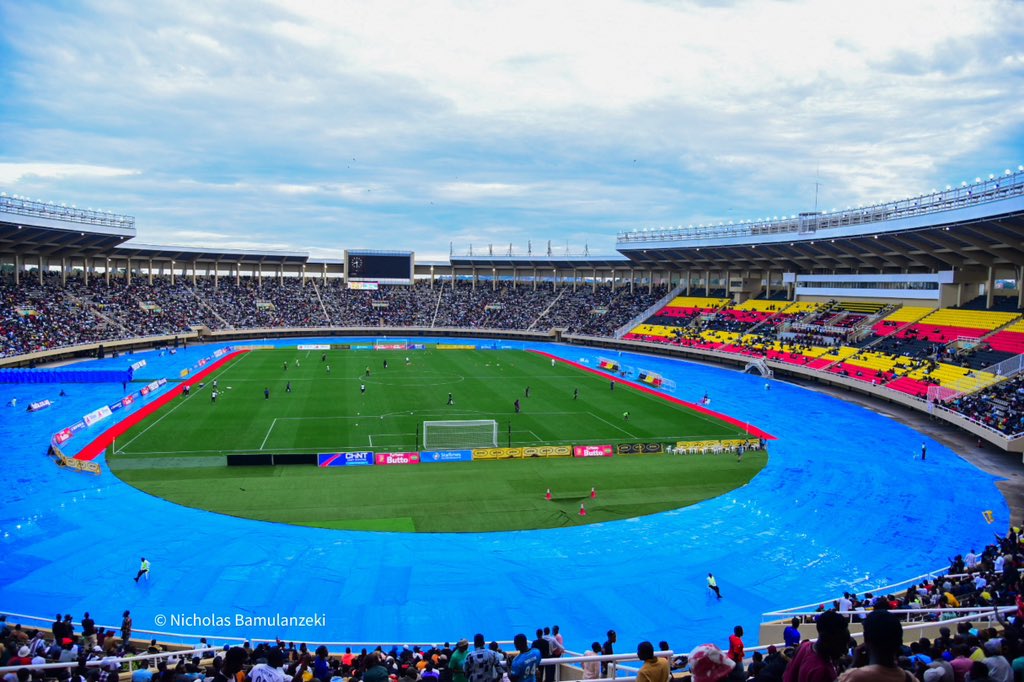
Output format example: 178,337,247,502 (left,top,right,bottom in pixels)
0,339,1008,652
0,367,132,384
